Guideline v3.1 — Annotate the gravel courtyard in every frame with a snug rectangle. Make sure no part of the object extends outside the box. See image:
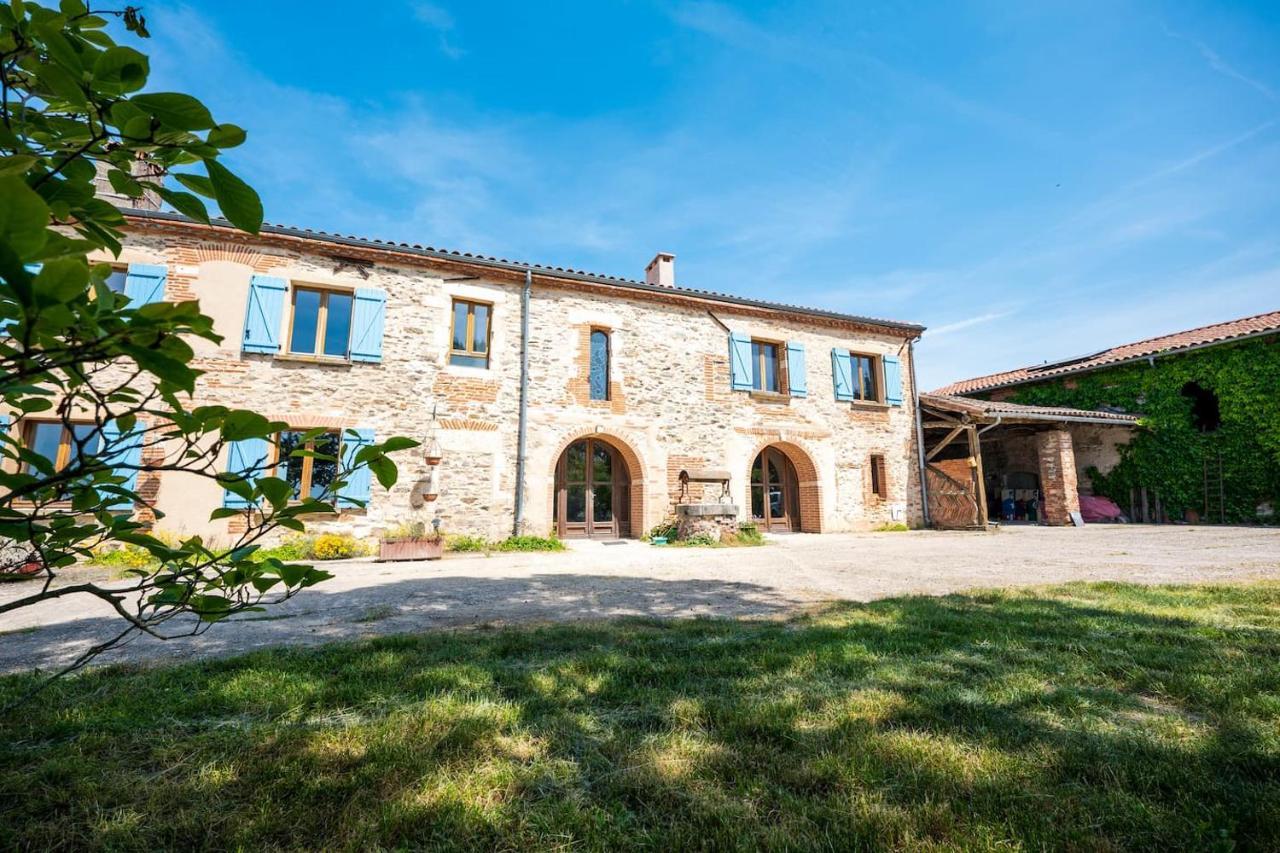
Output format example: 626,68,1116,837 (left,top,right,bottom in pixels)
2,524,1278,674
